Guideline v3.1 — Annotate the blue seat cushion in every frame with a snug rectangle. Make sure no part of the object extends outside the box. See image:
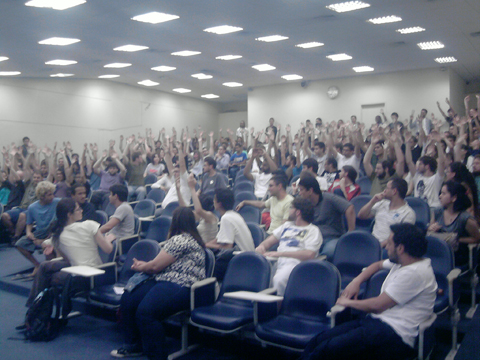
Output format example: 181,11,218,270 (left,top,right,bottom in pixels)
190,301,254,331
89,285,122,306
255,314,331,349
